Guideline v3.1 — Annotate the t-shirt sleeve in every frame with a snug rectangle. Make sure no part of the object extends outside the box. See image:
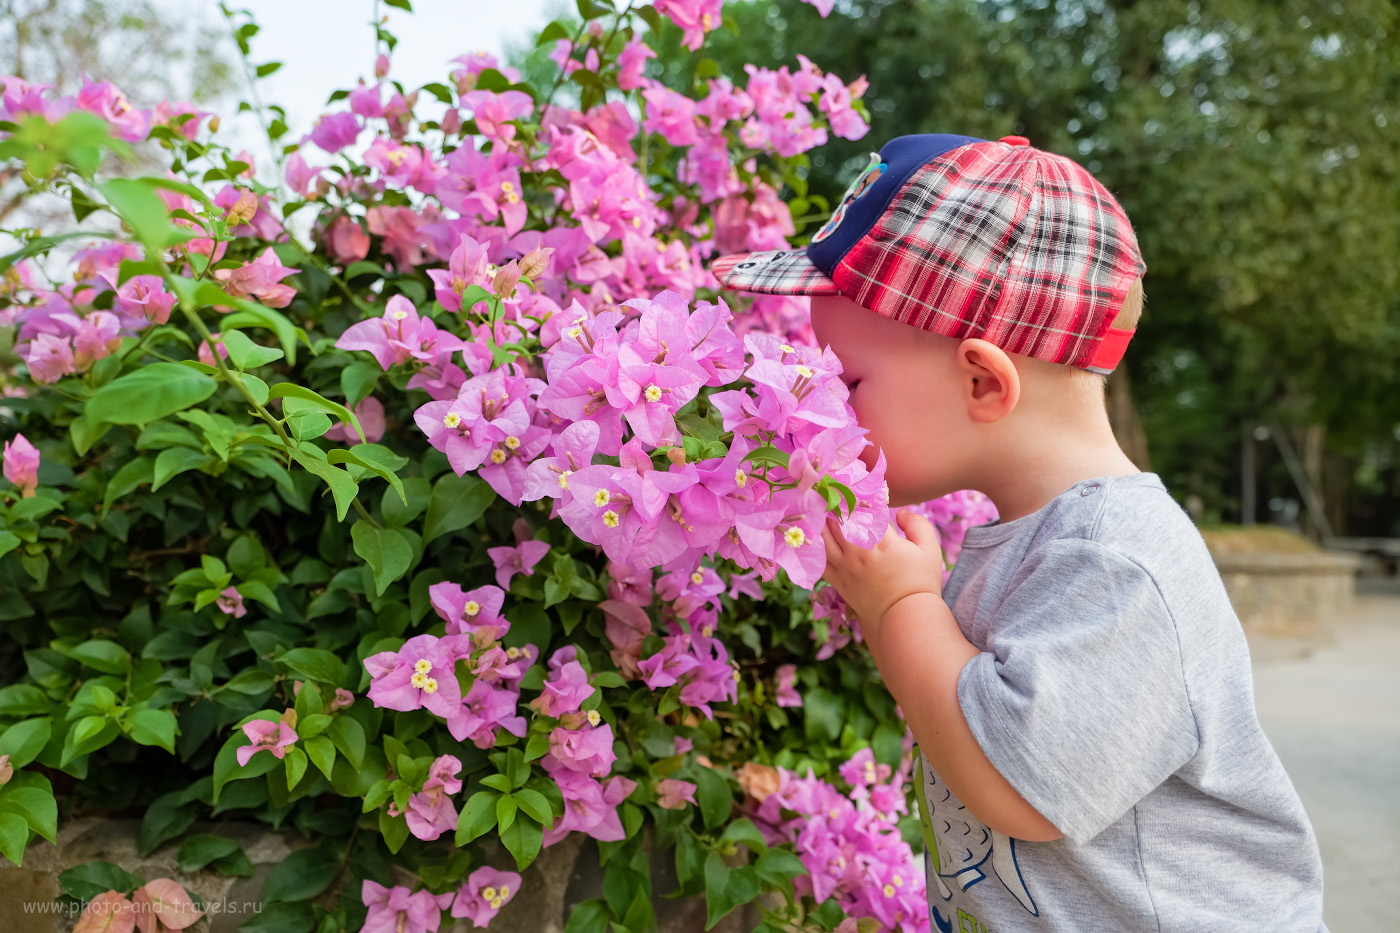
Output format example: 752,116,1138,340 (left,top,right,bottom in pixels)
957,537,1200,844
